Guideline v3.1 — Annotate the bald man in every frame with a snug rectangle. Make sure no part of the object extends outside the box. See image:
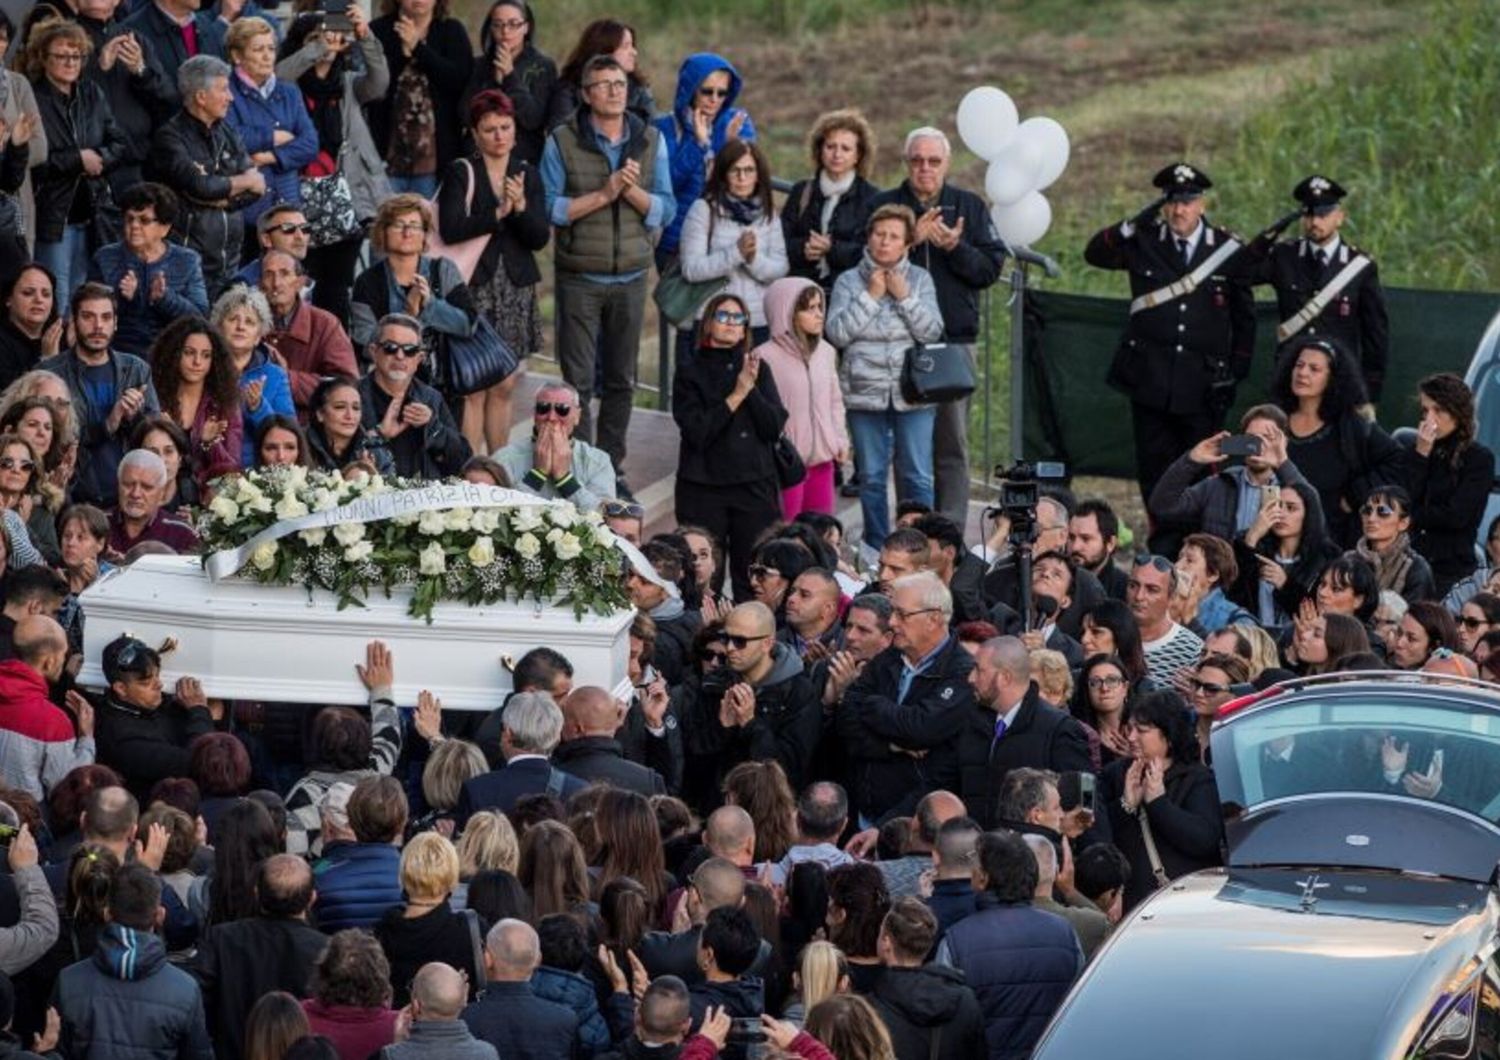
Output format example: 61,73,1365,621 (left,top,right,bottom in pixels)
554,686,665,795
875,789,967,898
638,857,771,984
953,636,1092,829
0,615,94,800
387,963,497,1060
462,920,578,1060
703,806,756,869
684,601,821,802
